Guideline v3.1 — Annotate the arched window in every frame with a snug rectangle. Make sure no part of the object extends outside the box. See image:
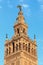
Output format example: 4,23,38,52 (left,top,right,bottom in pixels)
19,43,21,50
9,47,11,54
25,44,27,51
17,28,19,34
23,43,25,50
16,44,18,51
12,42,15,52
28,43,30,52
23,28,25,33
